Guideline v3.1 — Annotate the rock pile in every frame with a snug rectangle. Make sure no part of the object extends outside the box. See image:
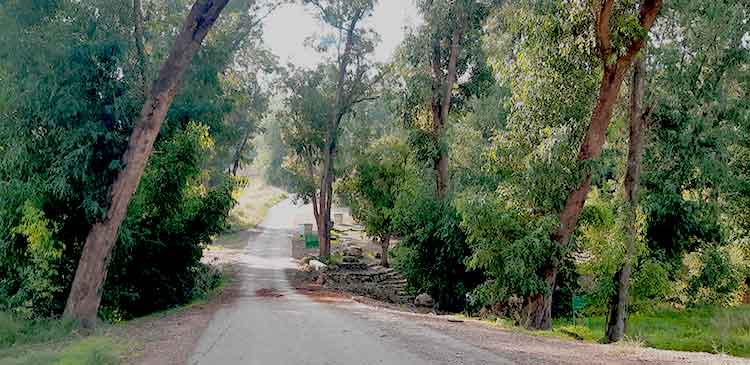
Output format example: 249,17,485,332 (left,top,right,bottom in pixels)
323,264,411,304
338,244,367,270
